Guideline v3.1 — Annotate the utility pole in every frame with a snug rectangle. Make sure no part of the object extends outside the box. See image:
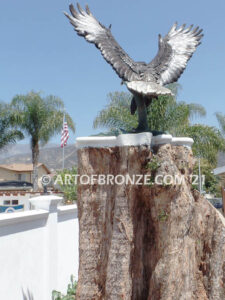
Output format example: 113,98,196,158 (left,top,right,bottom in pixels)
62,113,65,170
198,157,202,194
